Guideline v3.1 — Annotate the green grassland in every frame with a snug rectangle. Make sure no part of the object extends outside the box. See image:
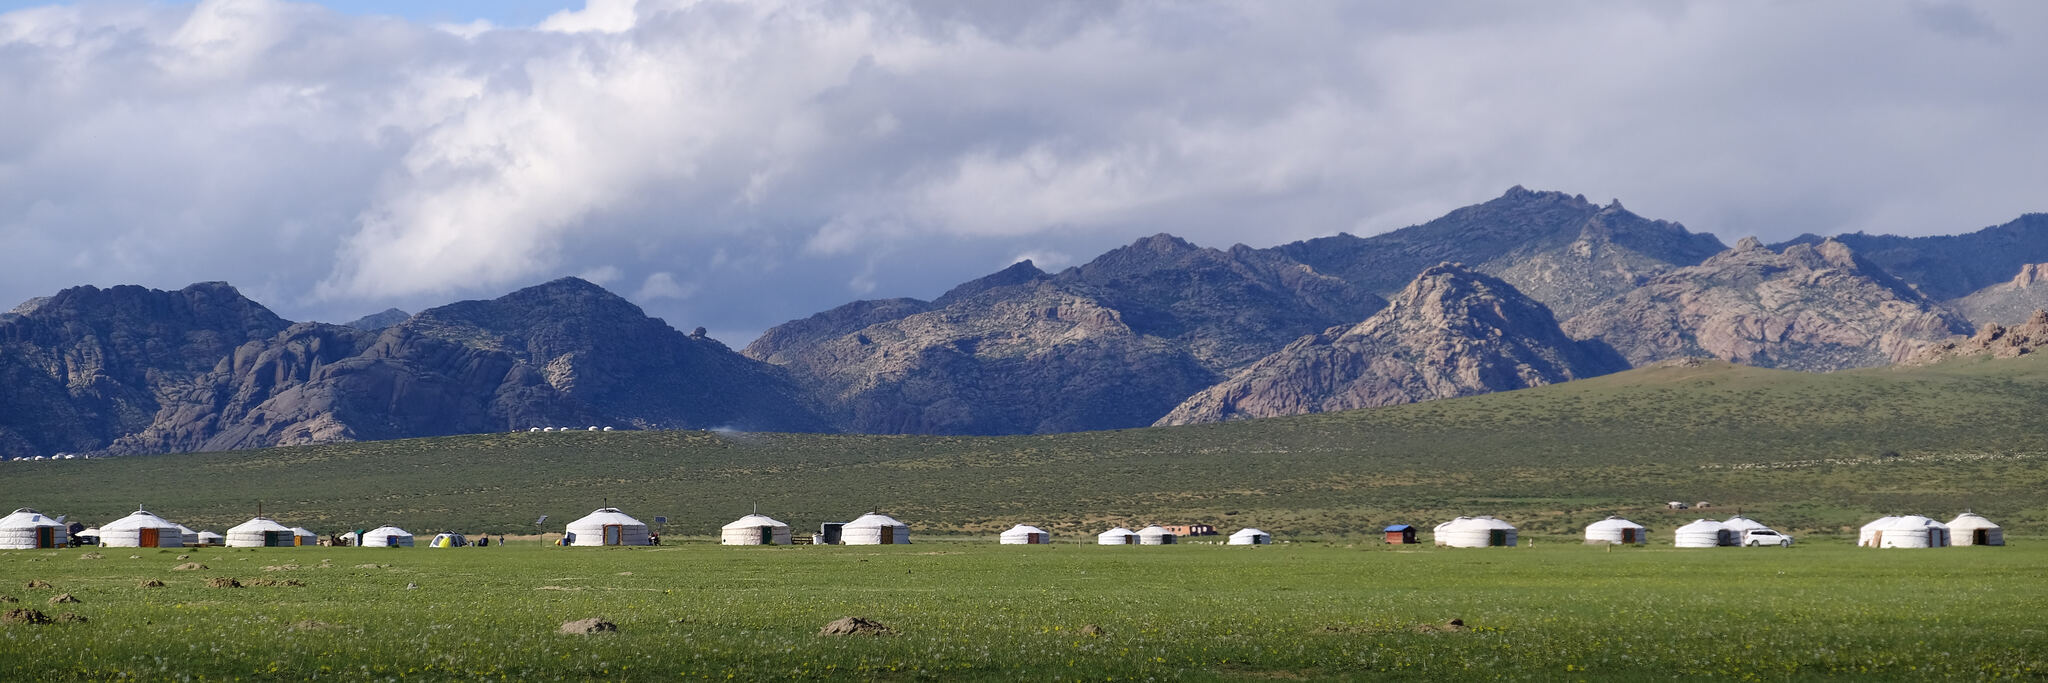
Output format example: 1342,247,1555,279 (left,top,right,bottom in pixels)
2,542,2044,681
4,355,2048,541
